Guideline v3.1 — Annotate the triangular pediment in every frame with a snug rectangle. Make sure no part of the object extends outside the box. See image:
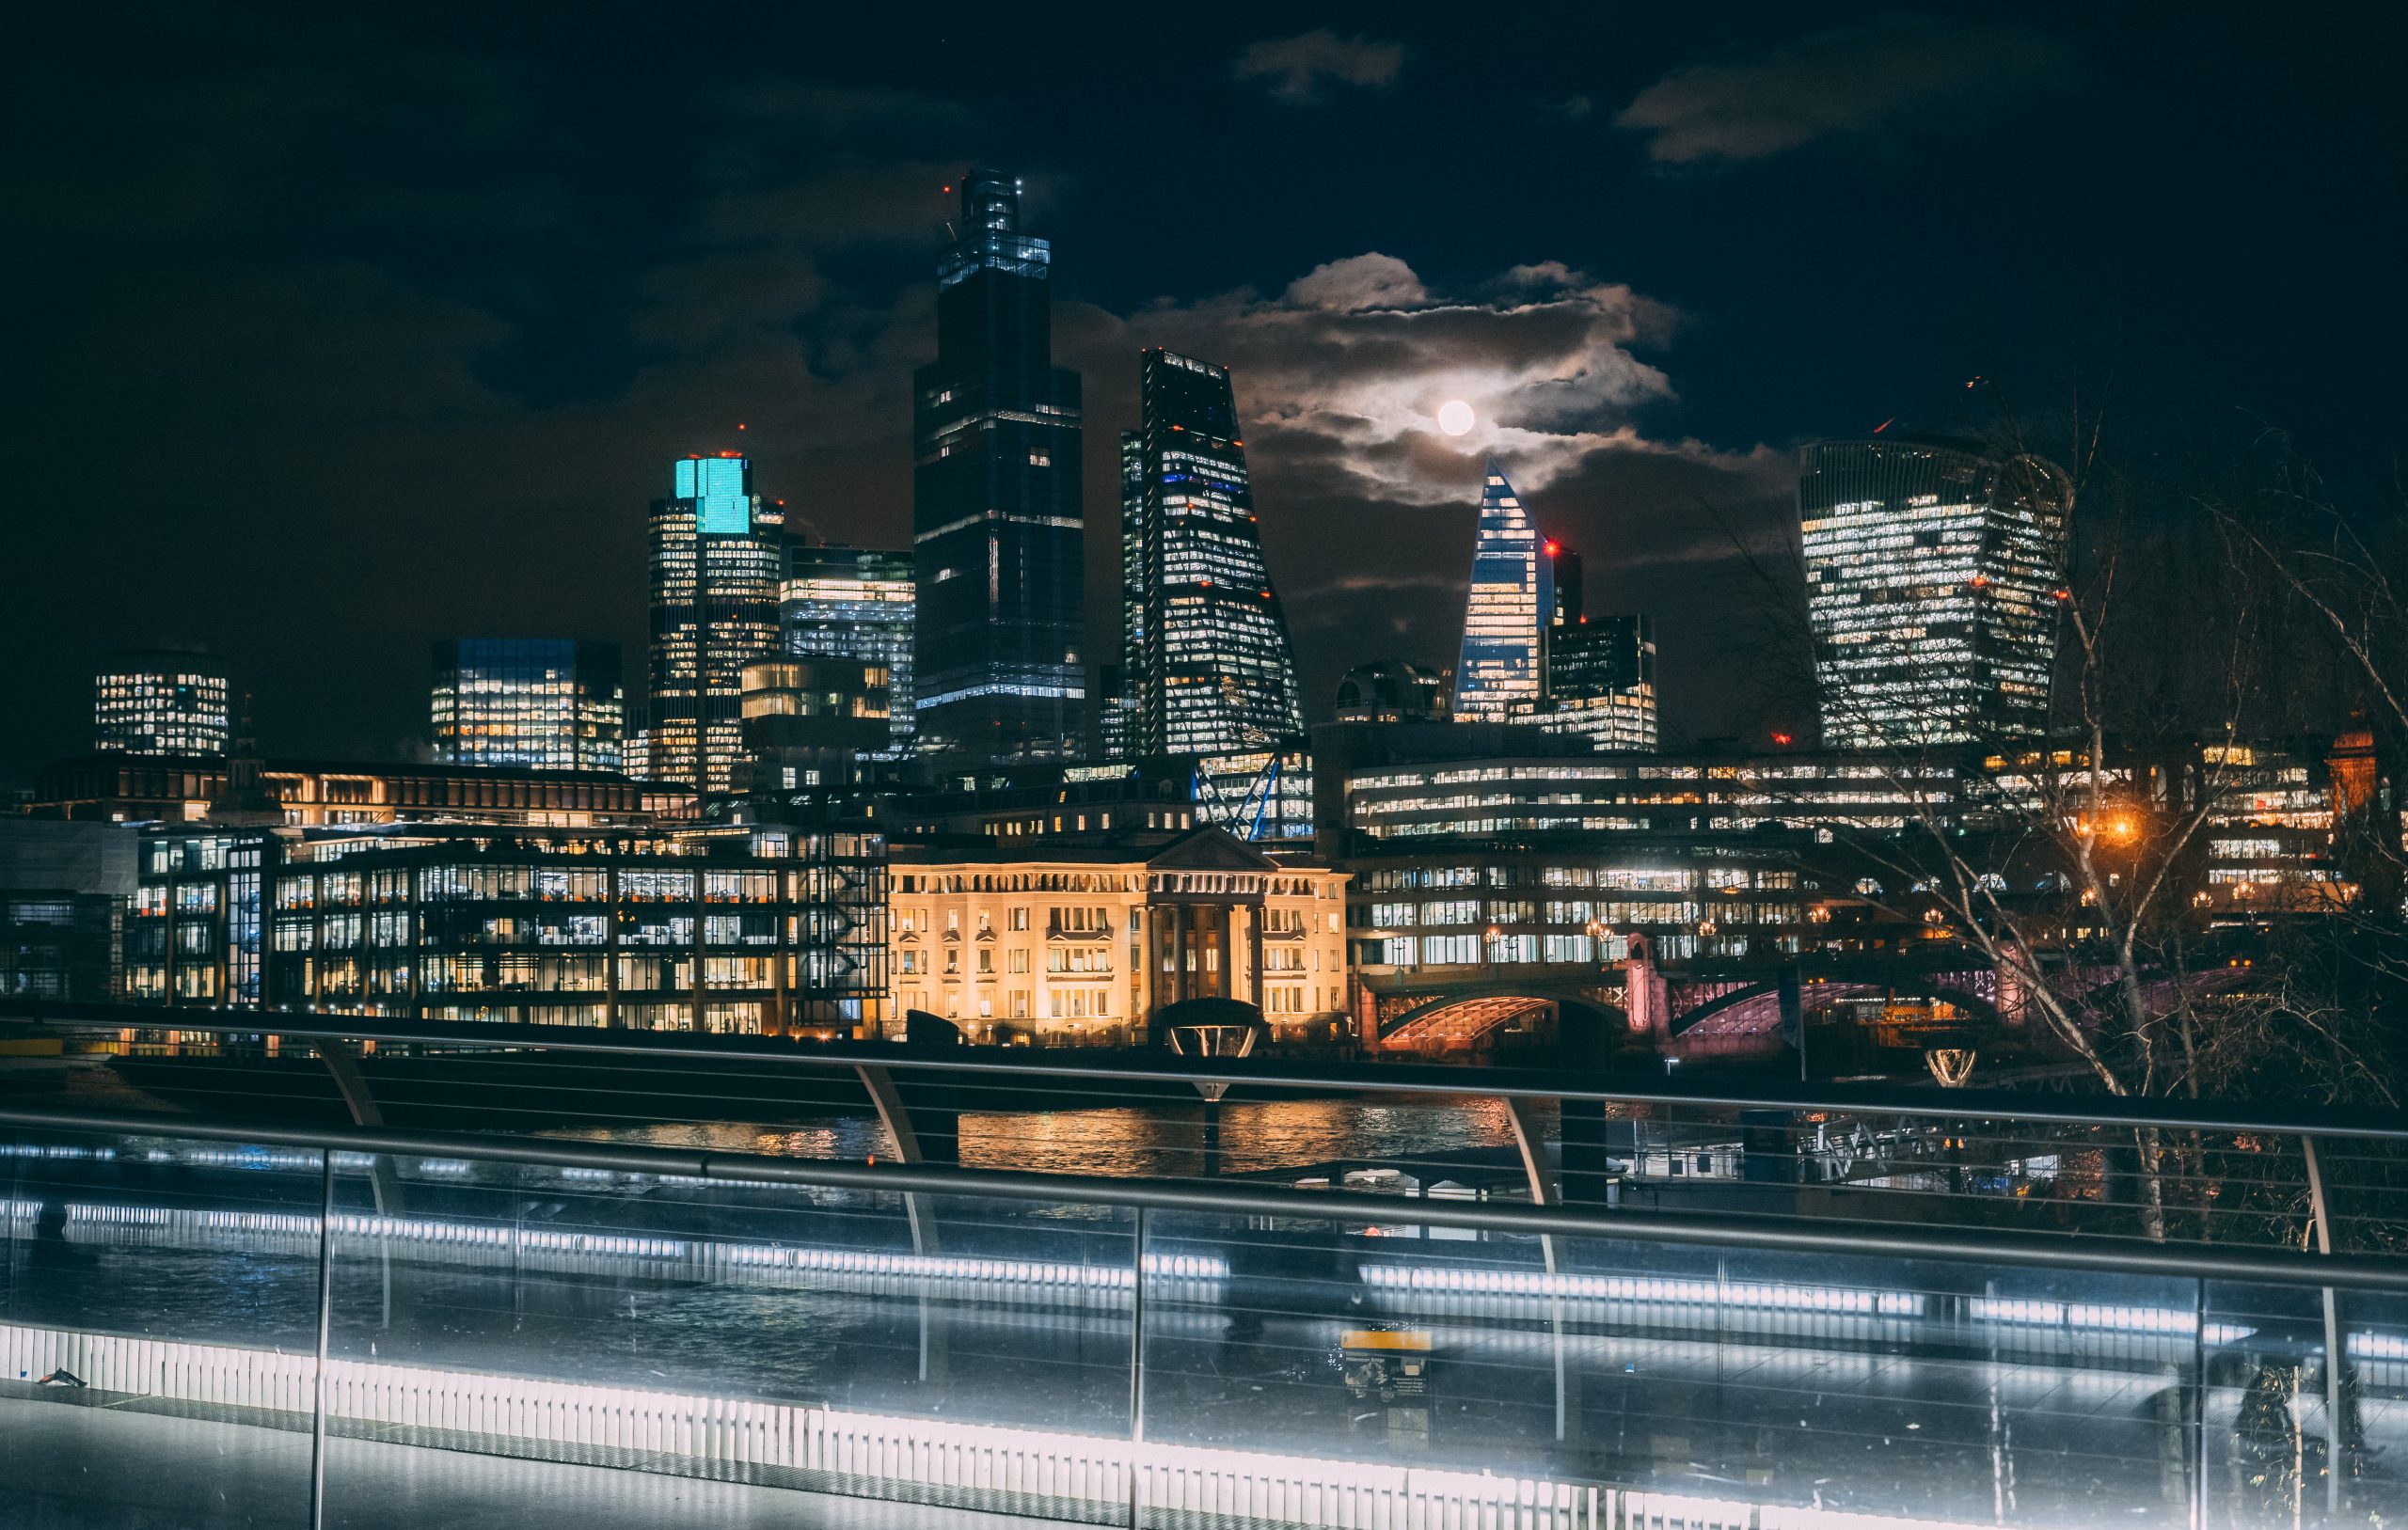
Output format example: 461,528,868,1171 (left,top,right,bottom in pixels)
1144,825,1280,873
